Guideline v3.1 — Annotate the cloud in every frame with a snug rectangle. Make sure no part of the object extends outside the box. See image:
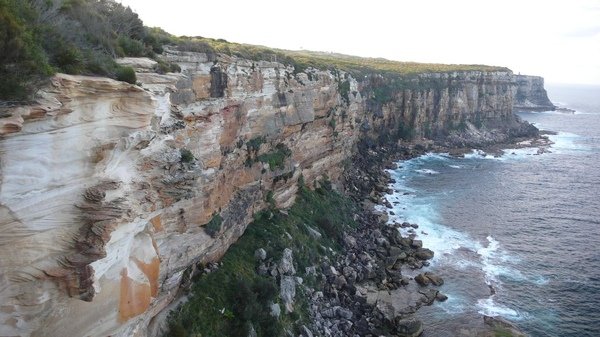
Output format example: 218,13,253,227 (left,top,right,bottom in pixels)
565,26,600,37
